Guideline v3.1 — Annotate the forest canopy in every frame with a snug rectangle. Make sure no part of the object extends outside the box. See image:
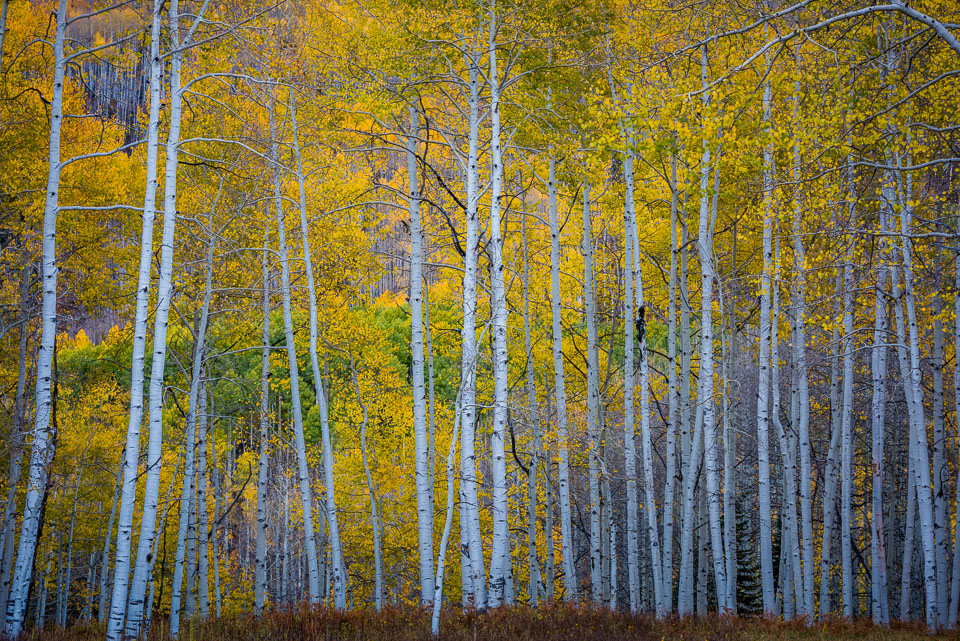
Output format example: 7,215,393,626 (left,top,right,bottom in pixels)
0,0,959,638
